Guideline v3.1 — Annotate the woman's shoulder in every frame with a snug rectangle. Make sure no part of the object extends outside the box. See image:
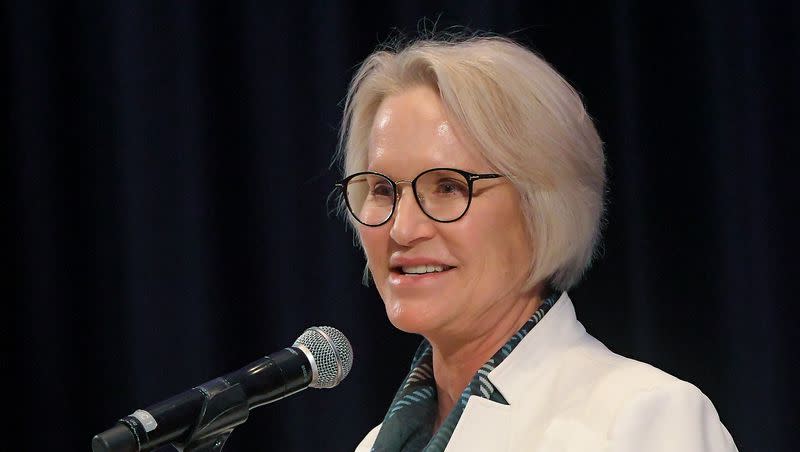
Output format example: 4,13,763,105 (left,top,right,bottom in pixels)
499,294,713,413
576,350,737,451
568,335,695,393
526,336,738,451
534,297,708,404
551,329,711,410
